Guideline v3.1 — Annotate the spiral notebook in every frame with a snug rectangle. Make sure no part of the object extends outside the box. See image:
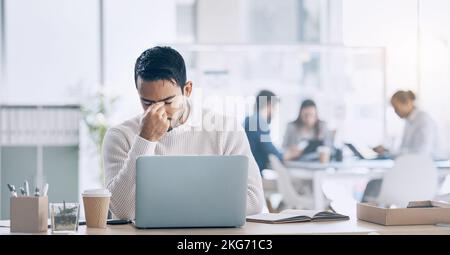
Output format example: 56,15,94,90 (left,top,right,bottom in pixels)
246,210,349,224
